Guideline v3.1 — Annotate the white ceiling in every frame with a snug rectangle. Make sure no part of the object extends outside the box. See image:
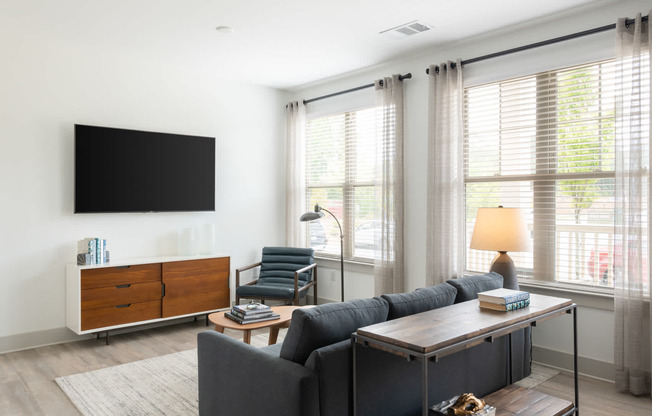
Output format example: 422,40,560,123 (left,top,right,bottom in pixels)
3,0,618,90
